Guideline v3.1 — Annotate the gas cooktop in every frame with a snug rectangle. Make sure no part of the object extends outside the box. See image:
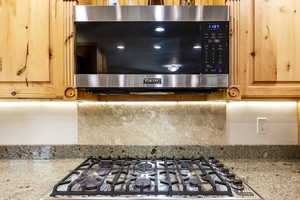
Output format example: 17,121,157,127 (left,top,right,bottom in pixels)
43,157,264,200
